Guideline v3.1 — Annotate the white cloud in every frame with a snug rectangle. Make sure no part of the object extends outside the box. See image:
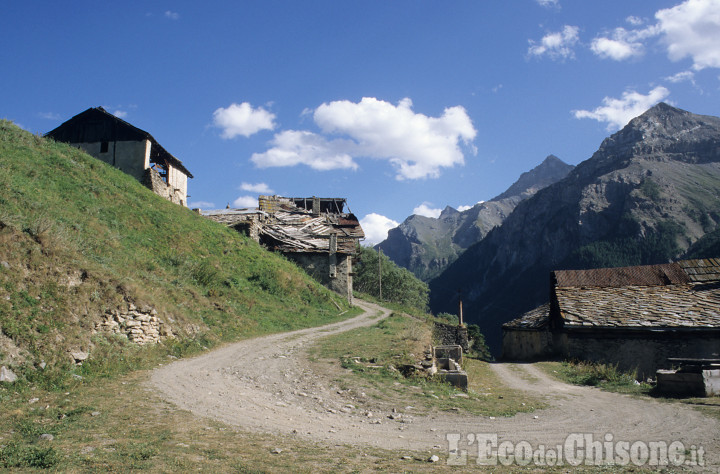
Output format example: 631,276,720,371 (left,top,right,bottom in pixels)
165,11,179,20
457,200,484,212
591,28,650,60
38,112,60,120
656,0,720,70
113,110,128,119
528,25,580,60
233,195,258,208
360,213,399,246
189,200,215,209
251,130,358,171
240,182,273,193
591,36,638,60
412,203,442,218
253,97,476,180
573,86,670,131
626,16,645,27
536,0,559,7
213,102,276,139
665,70,696,83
